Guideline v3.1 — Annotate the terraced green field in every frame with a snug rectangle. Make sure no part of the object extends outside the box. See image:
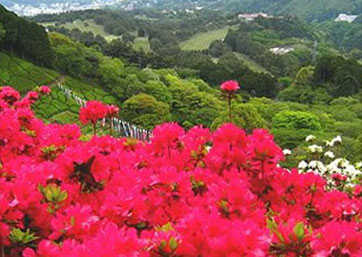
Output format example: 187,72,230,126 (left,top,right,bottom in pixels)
180,26,231,51
0,51,117,125
0,52,58,94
